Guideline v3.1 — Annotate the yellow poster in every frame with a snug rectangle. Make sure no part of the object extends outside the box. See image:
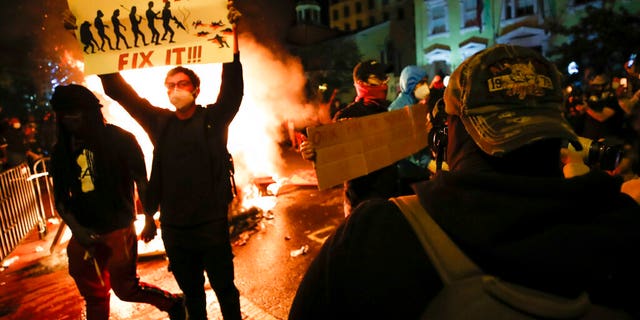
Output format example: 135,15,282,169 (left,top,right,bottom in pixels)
67,0,233,75
307,104,429,190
